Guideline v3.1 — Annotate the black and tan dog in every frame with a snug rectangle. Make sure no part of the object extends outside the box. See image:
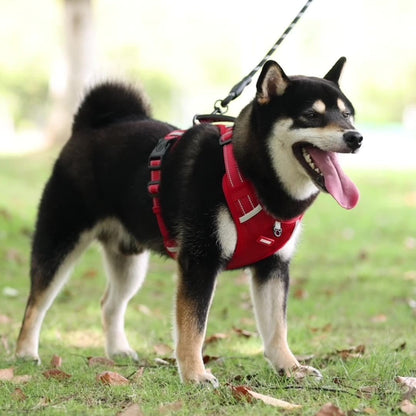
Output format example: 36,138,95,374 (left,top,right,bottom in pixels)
16,58,362,386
